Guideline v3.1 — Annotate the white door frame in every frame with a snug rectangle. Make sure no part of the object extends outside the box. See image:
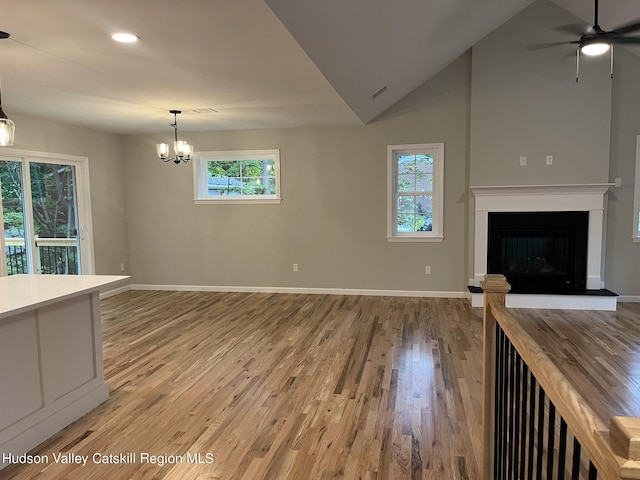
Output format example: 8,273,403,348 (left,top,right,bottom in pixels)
0,148,95,275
